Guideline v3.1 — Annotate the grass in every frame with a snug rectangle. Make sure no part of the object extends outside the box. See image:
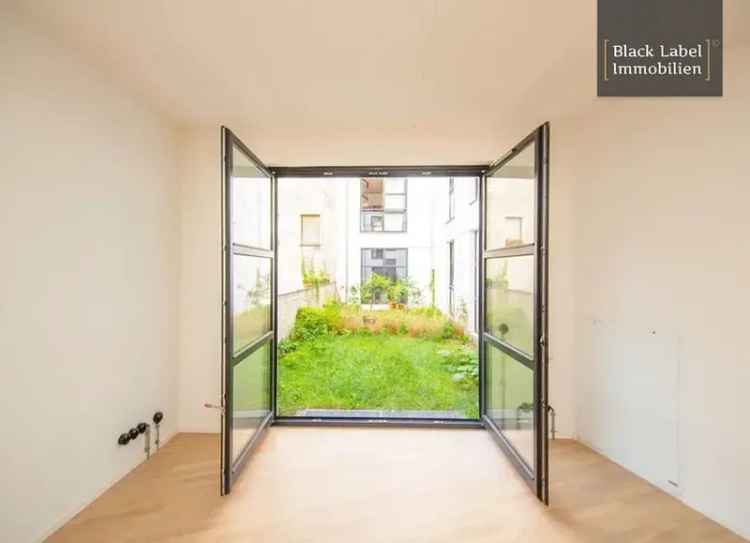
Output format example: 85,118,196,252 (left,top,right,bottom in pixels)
277,333,479,418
